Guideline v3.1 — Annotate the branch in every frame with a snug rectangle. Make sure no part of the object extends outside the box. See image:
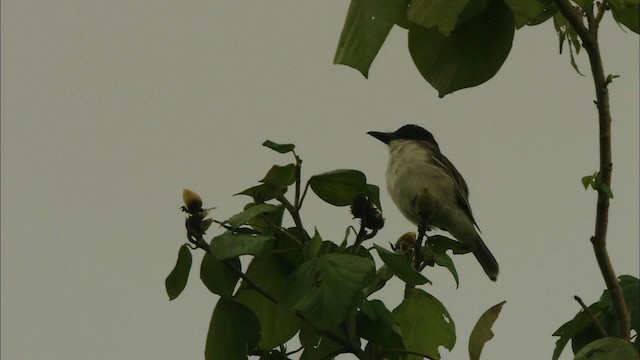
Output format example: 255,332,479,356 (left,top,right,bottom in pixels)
554,0,630,340
574,295,608,337
276,194,310,243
